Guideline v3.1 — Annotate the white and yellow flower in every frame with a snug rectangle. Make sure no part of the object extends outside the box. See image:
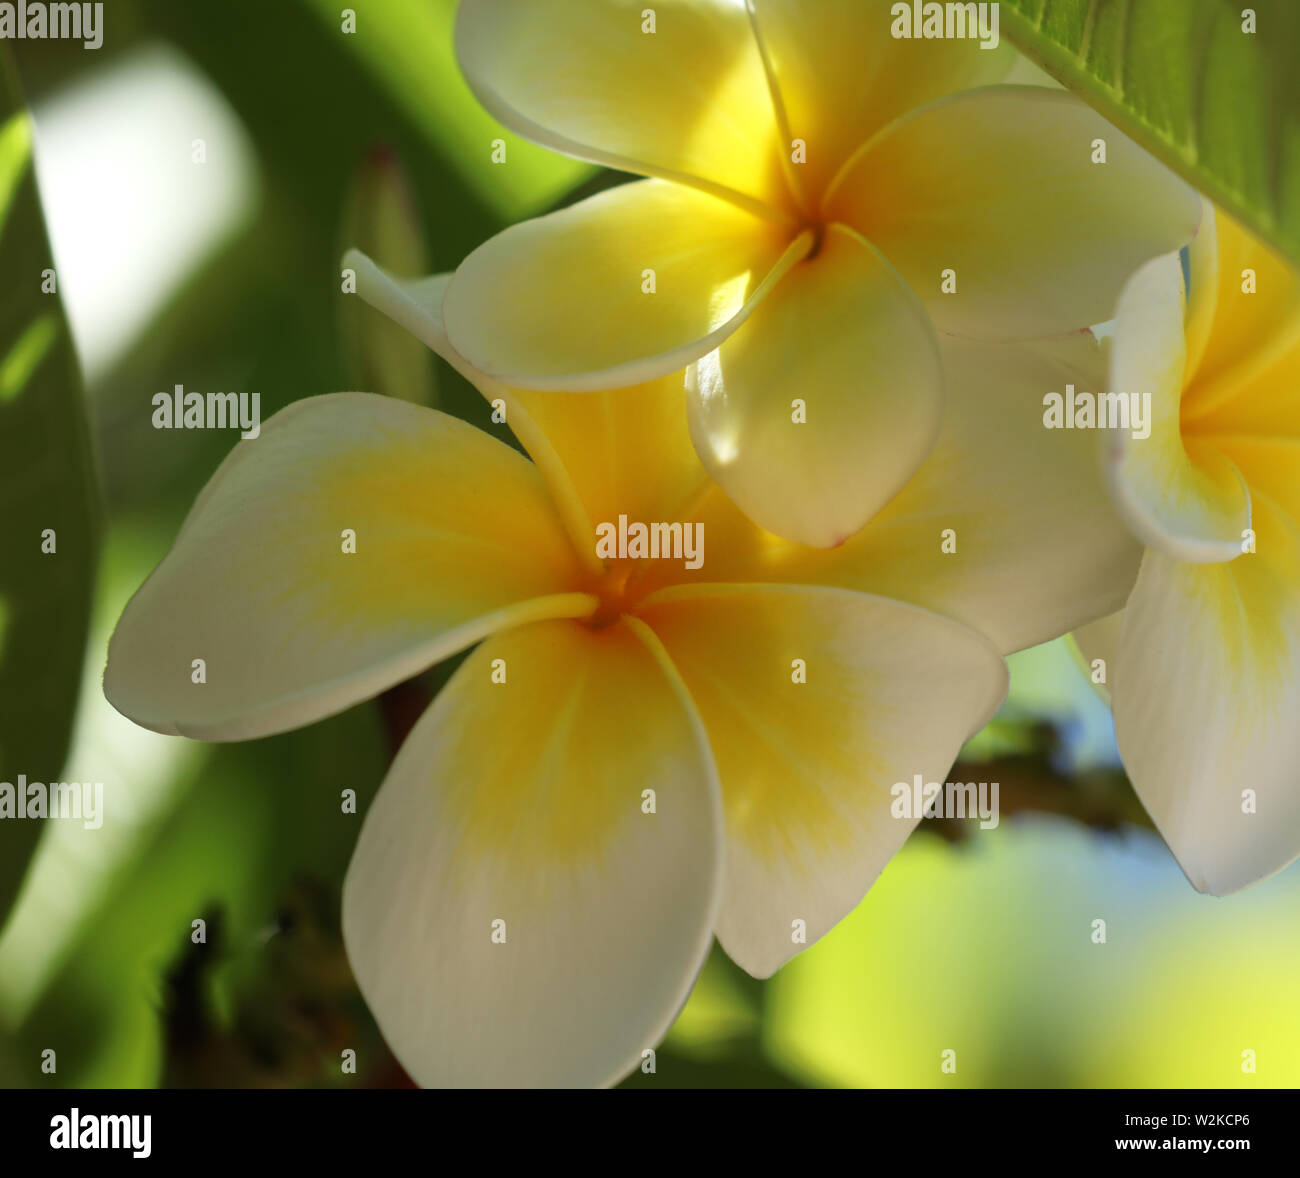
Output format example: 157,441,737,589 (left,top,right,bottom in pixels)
399,0,1201,546
104,262,1139,1085
1077,204,1300,896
